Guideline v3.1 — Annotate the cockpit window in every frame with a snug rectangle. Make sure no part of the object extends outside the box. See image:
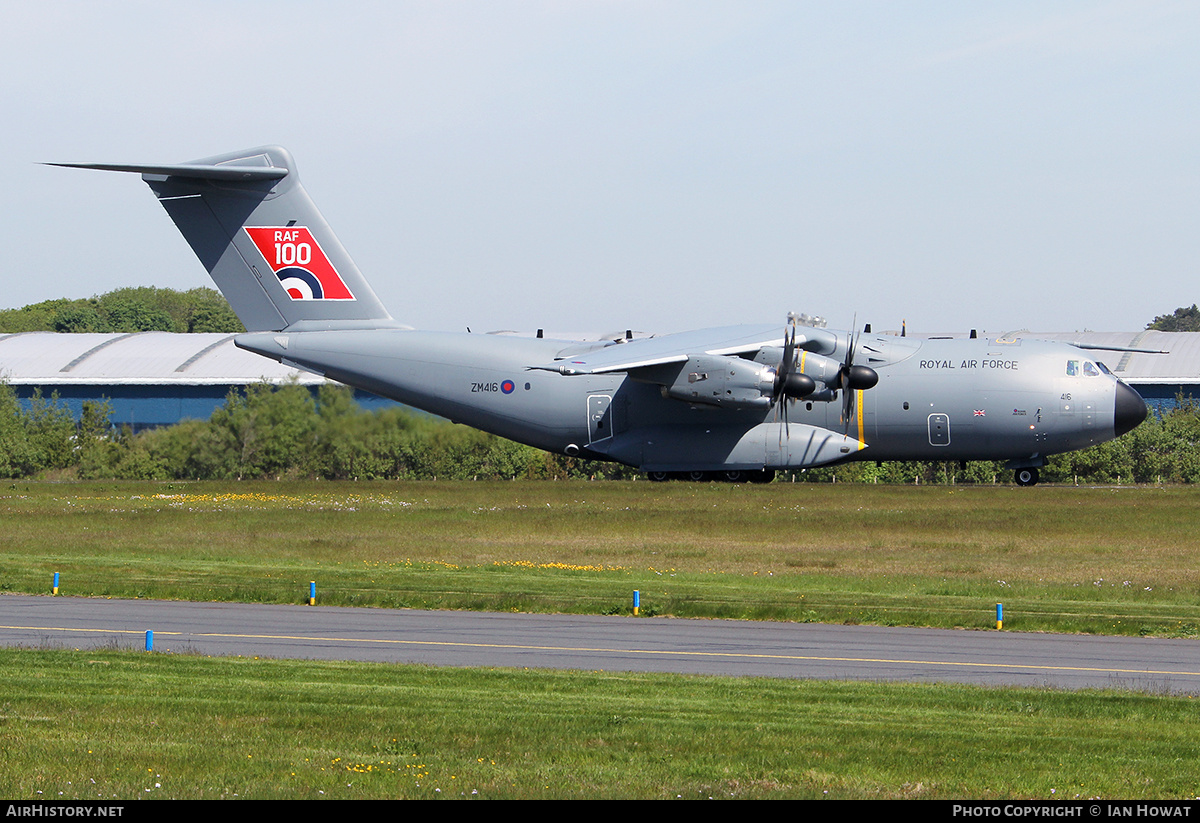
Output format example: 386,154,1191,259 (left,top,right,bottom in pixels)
1068,359,1103,376
1095,361,1112,374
